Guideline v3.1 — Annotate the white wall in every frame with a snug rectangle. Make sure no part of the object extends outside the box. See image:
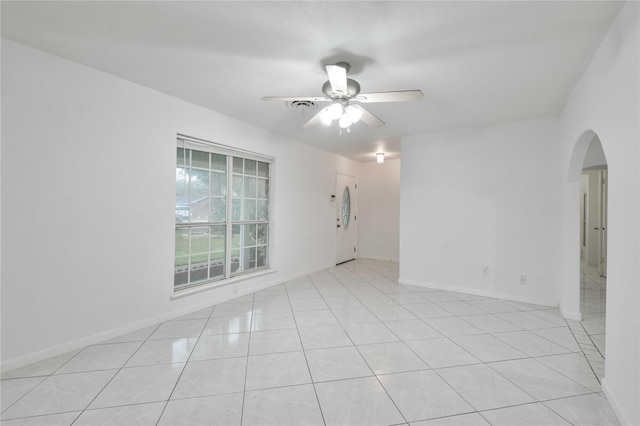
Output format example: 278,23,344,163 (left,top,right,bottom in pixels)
357,159,400,262
0,39,360,370
559,3,639,424
400,117,563,306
